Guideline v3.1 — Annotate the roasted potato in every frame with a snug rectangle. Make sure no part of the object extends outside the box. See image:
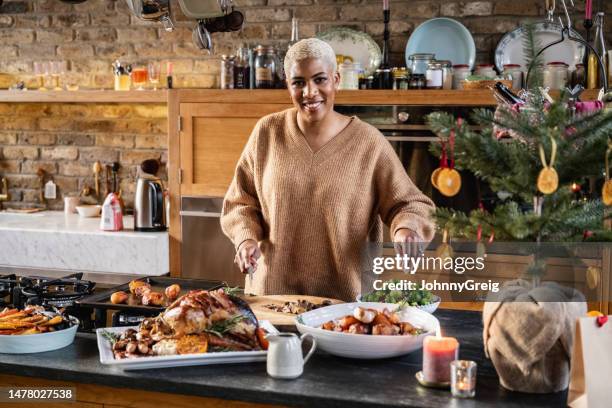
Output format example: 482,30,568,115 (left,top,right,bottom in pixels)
110,291,128,304
142,291,164,306
129,280,151,295
164,284,181,300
